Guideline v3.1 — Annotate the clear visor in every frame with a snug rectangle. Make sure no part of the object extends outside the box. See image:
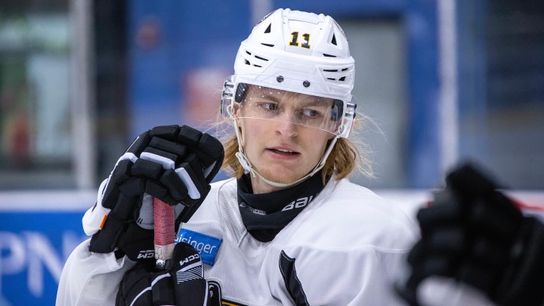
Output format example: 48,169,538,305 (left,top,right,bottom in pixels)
231,83,344,135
